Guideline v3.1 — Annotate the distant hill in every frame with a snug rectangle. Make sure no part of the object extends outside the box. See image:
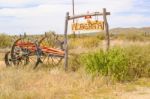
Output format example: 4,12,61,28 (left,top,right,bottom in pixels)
110,27,150,34
72,27,150,36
